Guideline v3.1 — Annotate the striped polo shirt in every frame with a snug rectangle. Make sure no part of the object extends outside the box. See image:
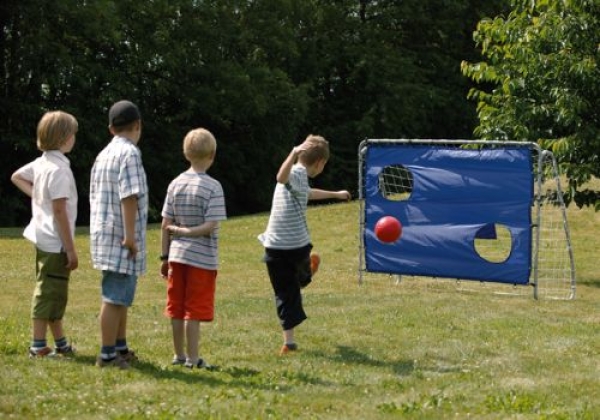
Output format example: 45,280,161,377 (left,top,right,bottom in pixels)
258,164,310,250
161,169,227,270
